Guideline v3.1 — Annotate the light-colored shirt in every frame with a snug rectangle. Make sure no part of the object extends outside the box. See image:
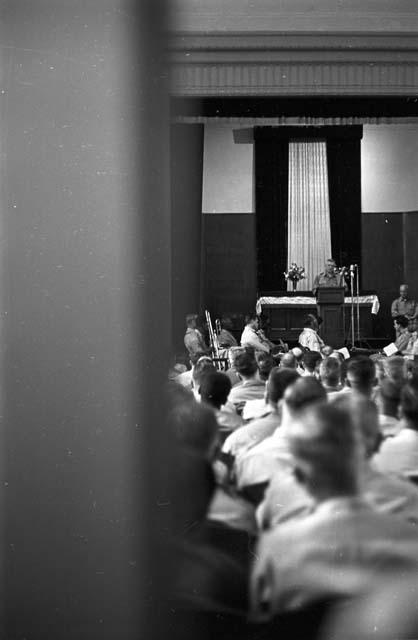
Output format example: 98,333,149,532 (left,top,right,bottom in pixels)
251,497,418,619
184,327,208,357
312,270,346,296
218,329,238,348
223,411,280,459
240,326,270,353
298,327,324,352
227,378,266,411
391,297,417,320
234,428,292,491
373,427,418,477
